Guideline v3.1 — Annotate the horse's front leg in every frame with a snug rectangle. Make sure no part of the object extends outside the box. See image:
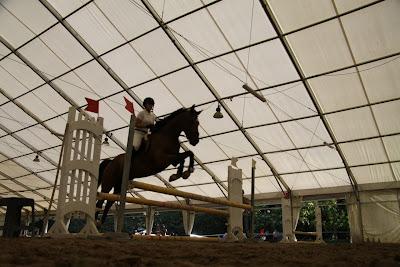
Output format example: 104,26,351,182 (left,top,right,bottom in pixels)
182,151,194,179
168,151,194,182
